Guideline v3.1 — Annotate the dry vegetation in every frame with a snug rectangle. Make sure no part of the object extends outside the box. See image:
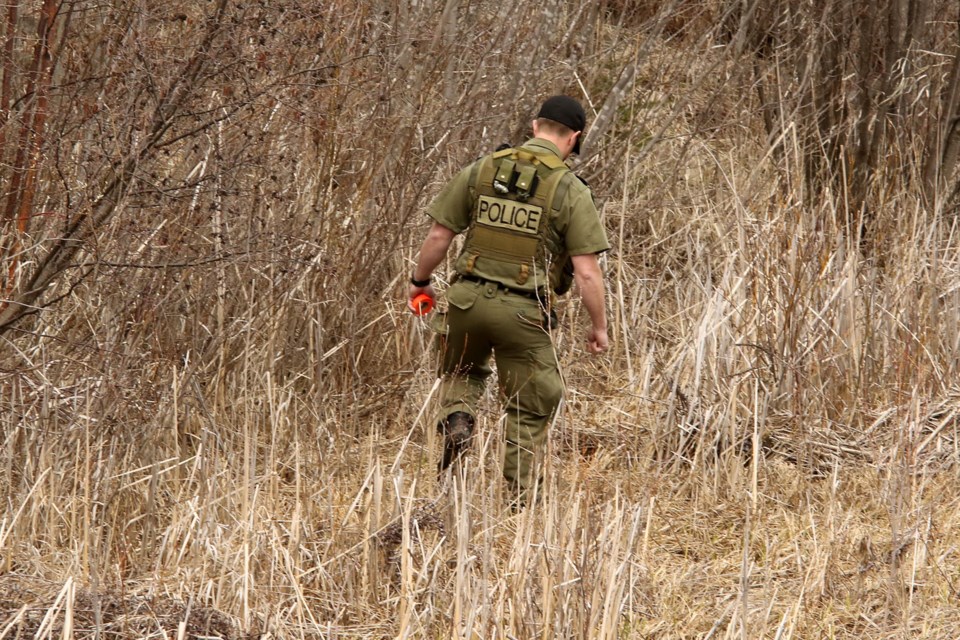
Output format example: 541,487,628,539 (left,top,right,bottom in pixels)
3,0,960,638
